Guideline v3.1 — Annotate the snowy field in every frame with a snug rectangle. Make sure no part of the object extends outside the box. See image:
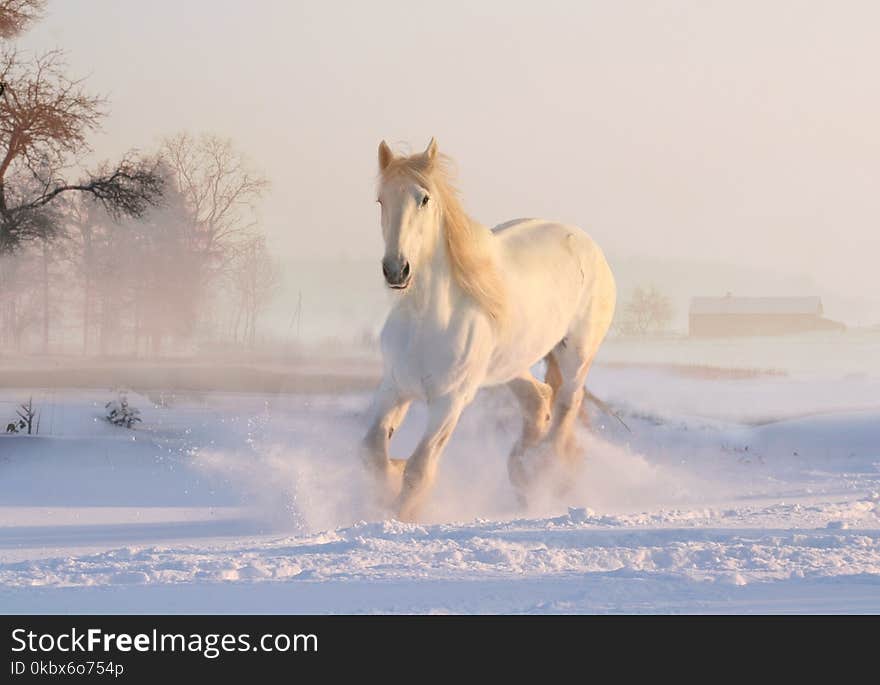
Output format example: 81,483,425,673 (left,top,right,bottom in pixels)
1,337,879,614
